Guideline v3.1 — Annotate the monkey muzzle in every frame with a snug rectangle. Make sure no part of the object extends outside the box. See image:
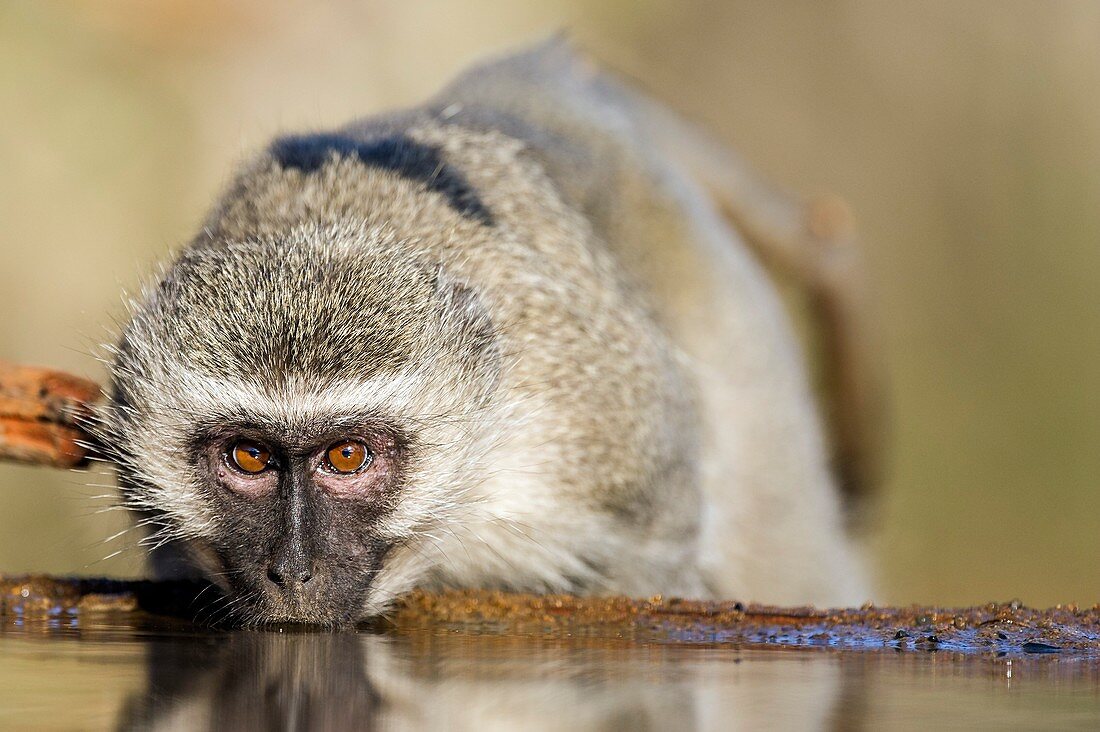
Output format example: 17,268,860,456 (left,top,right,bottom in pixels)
240,541,381,627
211,472,389,626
